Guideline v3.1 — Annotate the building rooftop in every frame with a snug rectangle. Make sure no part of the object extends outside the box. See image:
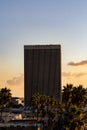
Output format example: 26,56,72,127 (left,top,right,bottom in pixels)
24,44,61,49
